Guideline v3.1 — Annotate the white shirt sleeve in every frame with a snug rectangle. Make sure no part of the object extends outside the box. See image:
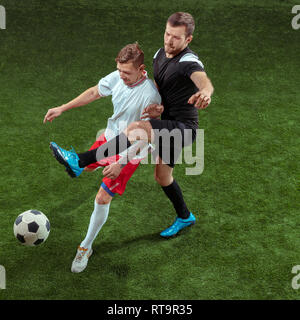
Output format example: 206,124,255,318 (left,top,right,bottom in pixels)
139,87,162,120
98,70,119,97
